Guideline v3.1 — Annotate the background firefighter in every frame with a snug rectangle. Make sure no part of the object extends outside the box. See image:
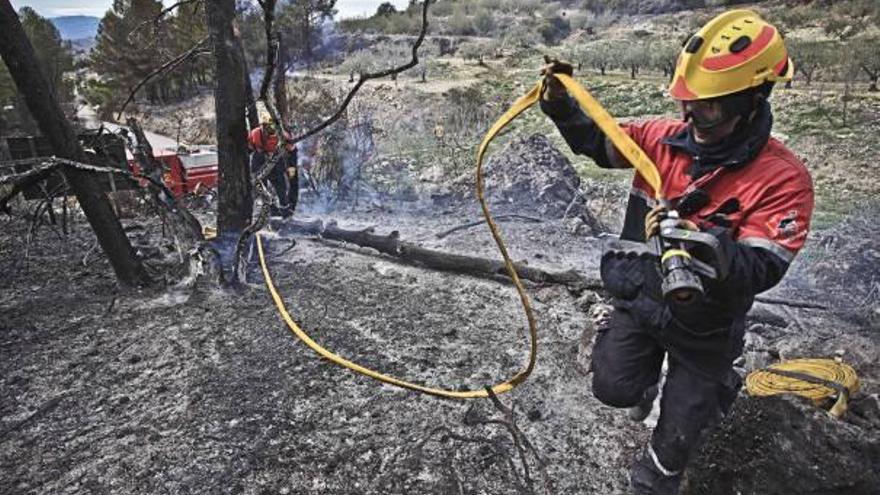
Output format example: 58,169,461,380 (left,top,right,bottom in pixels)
248,110,299,218
540,10,813,495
